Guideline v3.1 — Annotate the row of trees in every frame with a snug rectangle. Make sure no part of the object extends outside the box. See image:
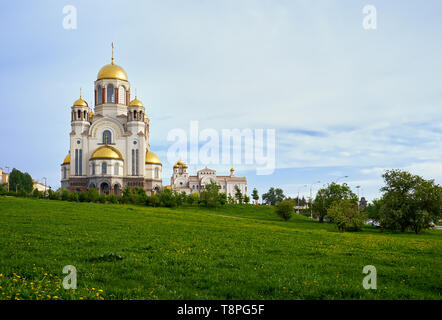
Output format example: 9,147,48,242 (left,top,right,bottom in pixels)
365,170,442,234
264,169,441,234
1,180,259,209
